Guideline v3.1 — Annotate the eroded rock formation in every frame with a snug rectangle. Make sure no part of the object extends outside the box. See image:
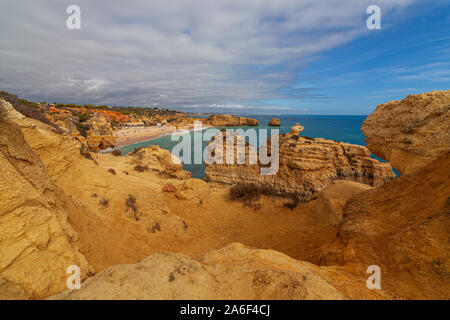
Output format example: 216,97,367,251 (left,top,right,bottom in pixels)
0,100,91,299
86,135,117,152
125,145,192,180
268,118,280,126
362,90,450,175
204,114,258,126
